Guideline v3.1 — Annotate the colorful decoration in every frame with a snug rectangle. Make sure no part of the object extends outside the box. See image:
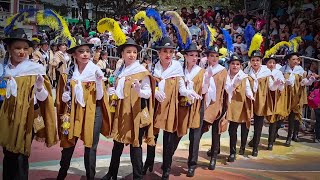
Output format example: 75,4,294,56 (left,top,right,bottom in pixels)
180,96,192,107
60,113,70,135
203,23,216,47
97,18,127,46
244,24,255,50
248,33,263,57
110,94,118,113
264,41,291,58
